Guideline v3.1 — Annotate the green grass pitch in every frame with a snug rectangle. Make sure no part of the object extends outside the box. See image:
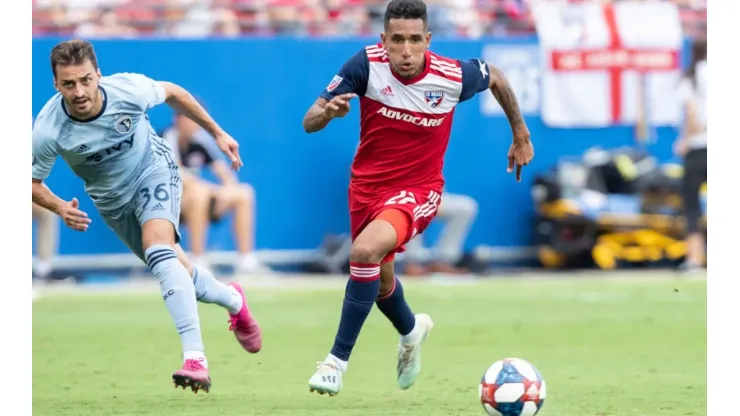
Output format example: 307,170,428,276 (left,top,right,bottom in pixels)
32,275,706,416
